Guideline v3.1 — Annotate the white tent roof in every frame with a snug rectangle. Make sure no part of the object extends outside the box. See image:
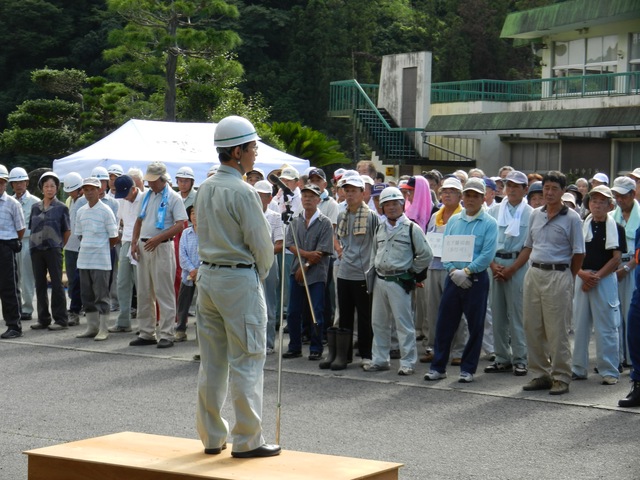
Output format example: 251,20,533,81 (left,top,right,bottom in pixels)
53,119,309,186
